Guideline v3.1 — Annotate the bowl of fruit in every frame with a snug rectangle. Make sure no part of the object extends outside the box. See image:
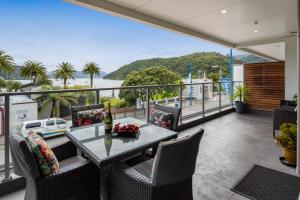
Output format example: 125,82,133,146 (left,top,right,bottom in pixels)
113,123,140,137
